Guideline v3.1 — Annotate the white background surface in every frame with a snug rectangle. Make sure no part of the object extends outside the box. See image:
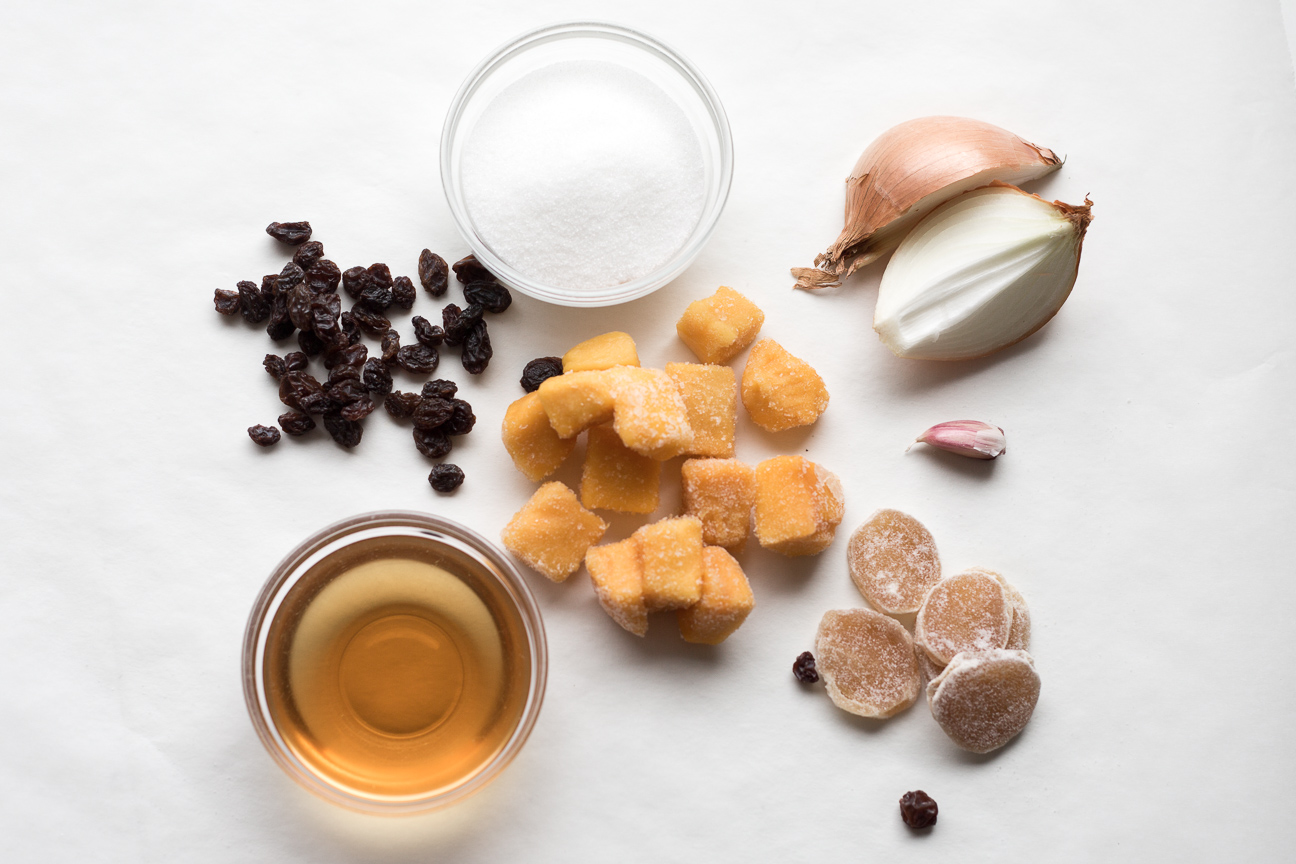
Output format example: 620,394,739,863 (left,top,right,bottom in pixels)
3,1,1294,860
